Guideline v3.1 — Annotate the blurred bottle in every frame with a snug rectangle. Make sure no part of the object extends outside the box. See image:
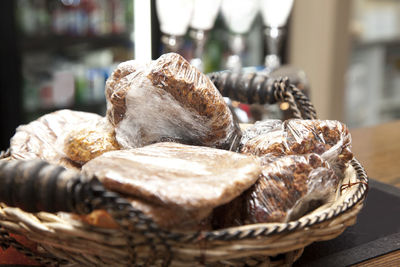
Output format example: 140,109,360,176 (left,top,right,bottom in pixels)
17,0,50,36
74,65,90,104
156,0,194,54
17,0,36,36
260,0,294,72
189,0,221,71
111,0,126,34
35,0,50,35
53,70,75,107
220,0,259,72
18,0,131,37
